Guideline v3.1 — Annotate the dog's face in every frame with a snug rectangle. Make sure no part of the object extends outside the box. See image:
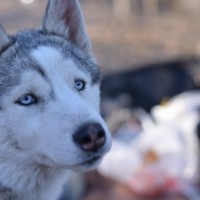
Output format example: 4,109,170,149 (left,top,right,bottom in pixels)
0,0,111,172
